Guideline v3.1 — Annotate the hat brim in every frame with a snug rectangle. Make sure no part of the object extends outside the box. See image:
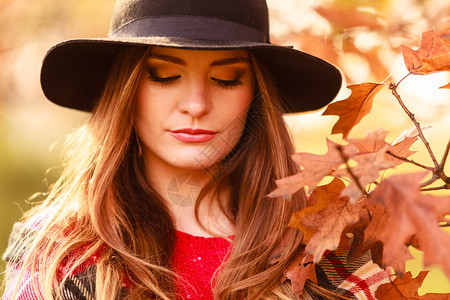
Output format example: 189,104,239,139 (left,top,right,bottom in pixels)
40,37,342,113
